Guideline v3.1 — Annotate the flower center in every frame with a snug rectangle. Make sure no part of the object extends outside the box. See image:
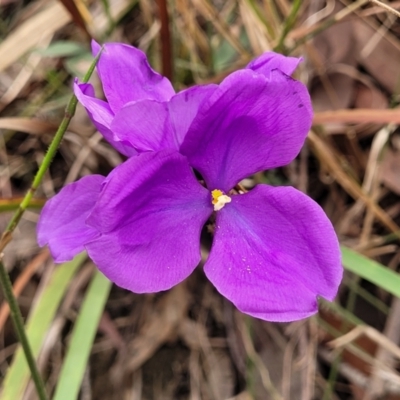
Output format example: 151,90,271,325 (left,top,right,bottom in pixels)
211,189,231,211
